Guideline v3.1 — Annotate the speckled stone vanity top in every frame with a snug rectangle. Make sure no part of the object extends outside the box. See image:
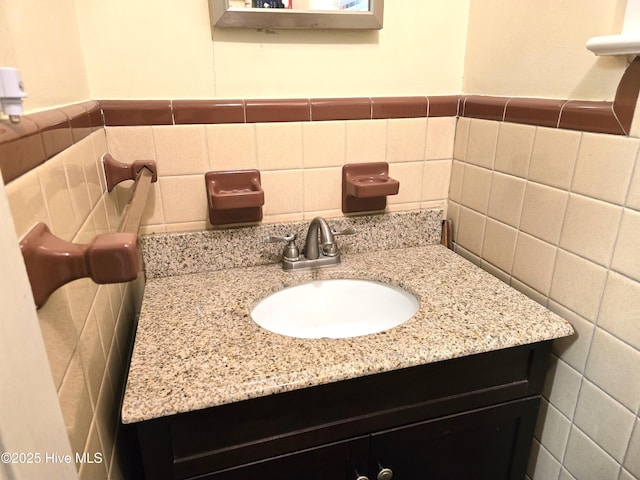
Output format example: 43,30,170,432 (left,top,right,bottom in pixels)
122,244,573,424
